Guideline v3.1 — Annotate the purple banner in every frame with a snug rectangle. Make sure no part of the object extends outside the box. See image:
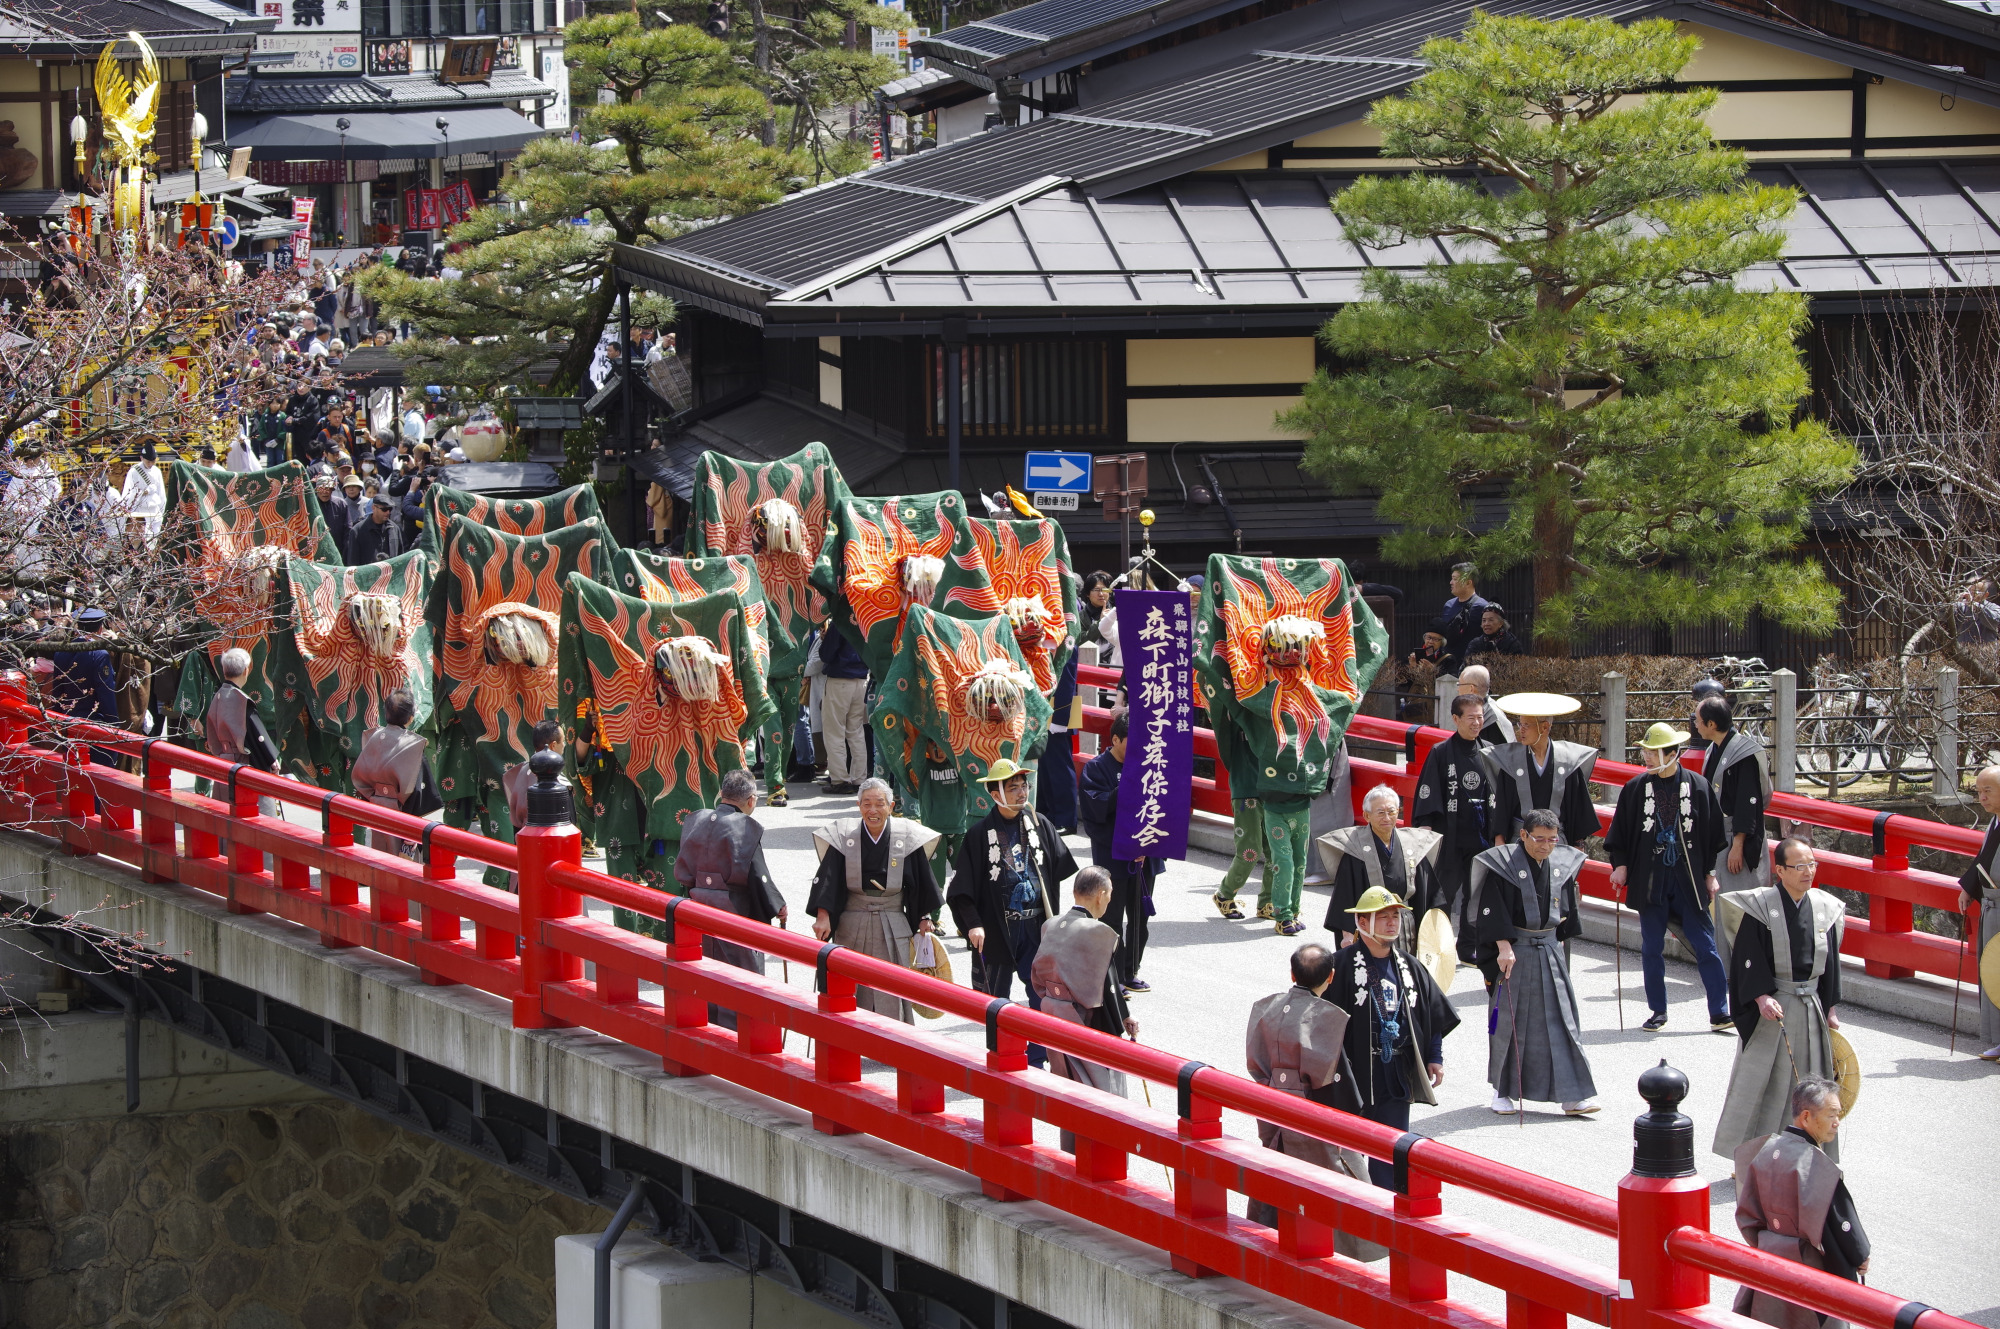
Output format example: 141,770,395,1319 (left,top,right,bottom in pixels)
1113,589,1194,861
